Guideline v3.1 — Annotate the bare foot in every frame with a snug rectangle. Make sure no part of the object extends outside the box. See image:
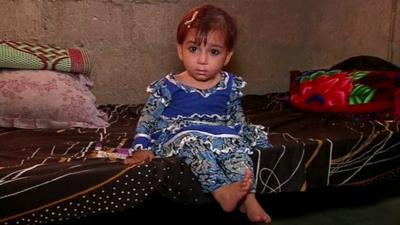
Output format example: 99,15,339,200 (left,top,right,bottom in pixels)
239,193,271,223
212,169,252,212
